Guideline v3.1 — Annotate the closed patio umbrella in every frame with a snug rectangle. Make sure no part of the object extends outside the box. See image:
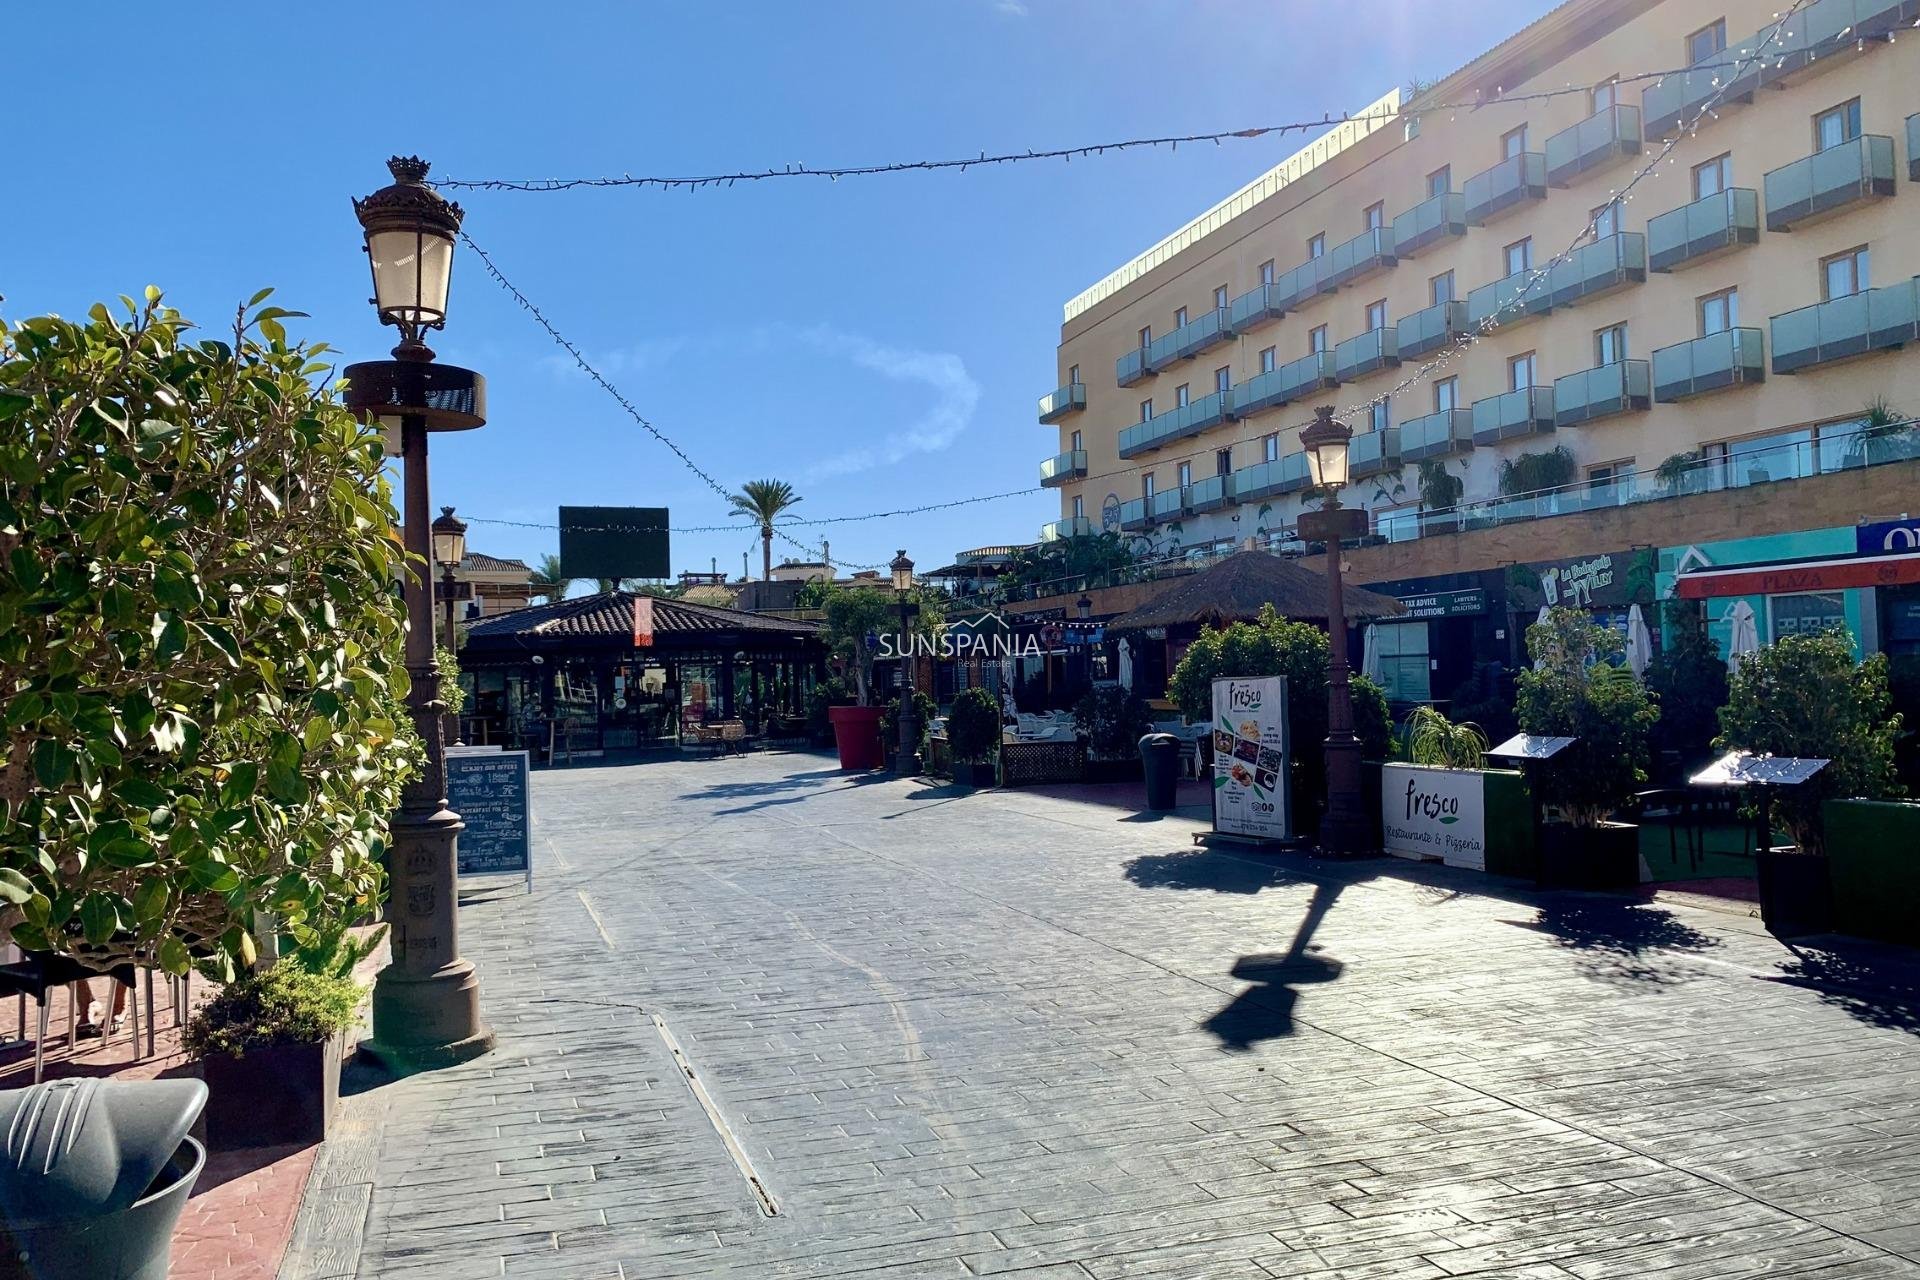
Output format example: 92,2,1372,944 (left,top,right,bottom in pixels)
1725,600,1760,674
1531,605,1551,670
1361,624,1382,685
1625,603,1652,680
